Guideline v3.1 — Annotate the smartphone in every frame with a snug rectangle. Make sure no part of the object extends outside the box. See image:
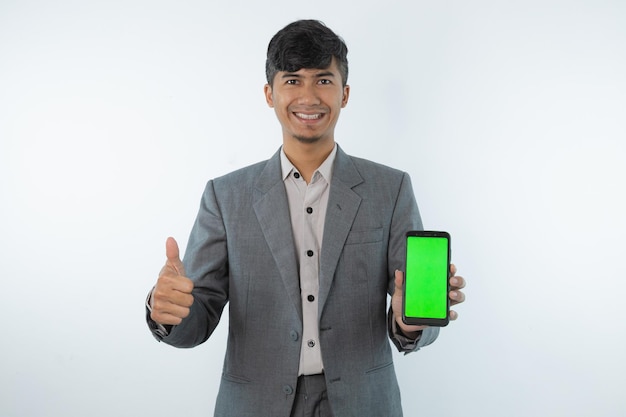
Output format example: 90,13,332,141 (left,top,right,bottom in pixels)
402,231,451,327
